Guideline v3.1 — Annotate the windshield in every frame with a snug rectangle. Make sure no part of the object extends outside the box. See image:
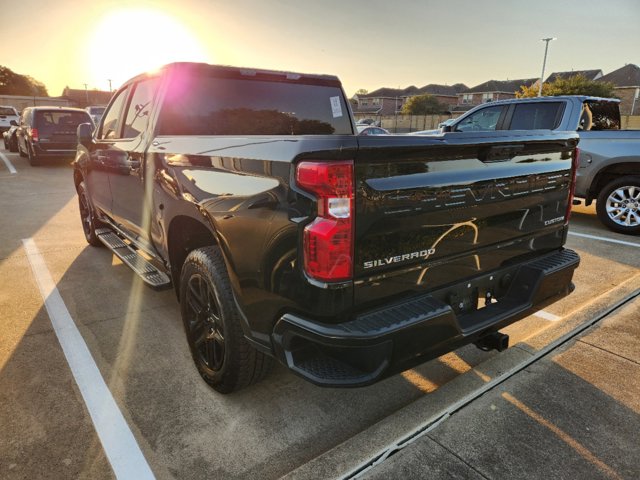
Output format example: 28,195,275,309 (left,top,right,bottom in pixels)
0,107,17,116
